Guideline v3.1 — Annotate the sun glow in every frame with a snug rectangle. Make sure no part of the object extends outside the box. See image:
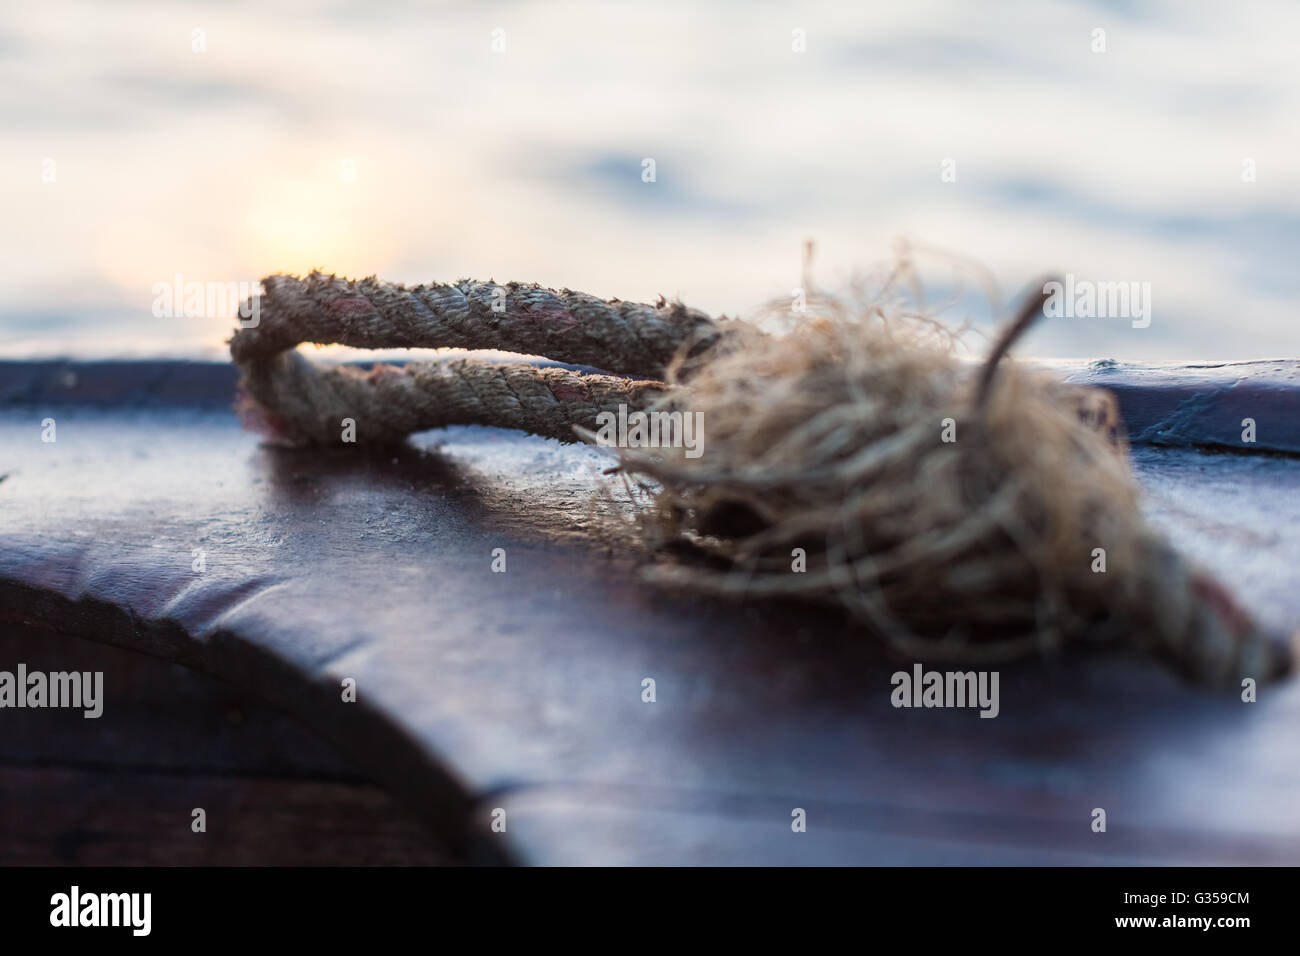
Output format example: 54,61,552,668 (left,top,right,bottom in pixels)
241,166,398,280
